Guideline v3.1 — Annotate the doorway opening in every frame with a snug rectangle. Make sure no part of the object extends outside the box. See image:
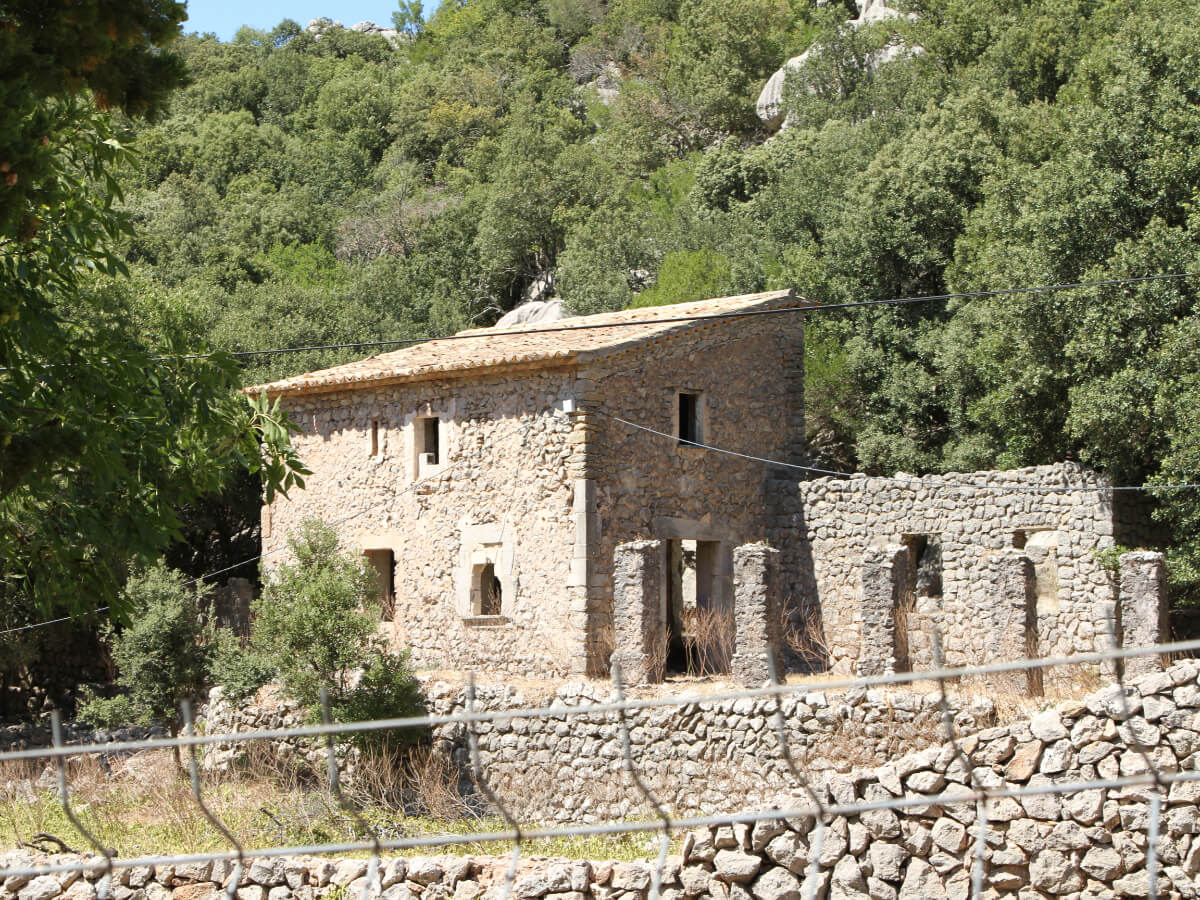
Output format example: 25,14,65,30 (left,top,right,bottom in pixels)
664,539,729,675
